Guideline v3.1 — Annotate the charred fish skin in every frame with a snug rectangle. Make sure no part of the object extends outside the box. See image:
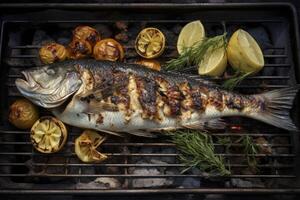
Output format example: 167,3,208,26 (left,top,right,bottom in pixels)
17,59,299,135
